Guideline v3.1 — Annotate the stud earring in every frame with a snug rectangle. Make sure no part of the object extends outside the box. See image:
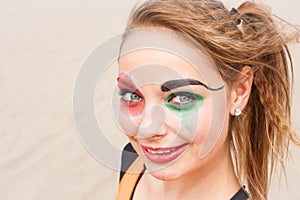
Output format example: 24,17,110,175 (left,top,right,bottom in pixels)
234,108,242,116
